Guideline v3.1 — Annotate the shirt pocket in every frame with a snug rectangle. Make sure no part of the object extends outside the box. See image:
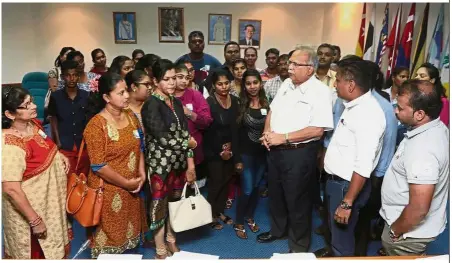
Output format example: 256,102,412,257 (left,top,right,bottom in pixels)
293,99,312,127
335,119,356,147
